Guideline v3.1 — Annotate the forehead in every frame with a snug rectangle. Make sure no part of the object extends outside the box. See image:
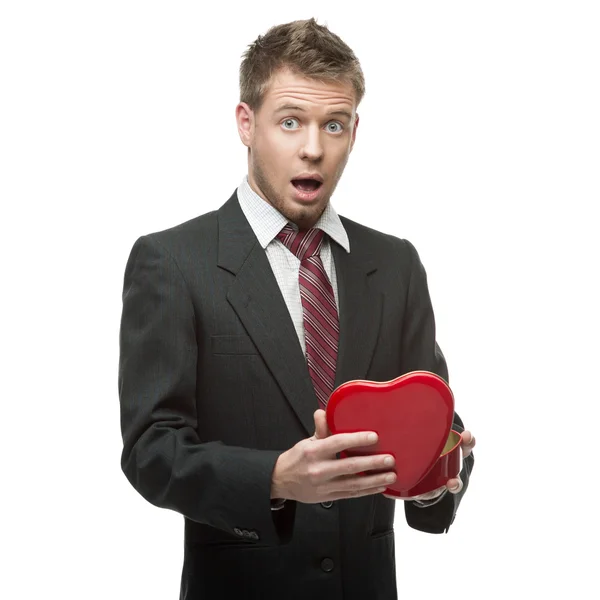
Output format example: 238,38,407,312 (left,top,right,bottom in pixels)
262,68,356,113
